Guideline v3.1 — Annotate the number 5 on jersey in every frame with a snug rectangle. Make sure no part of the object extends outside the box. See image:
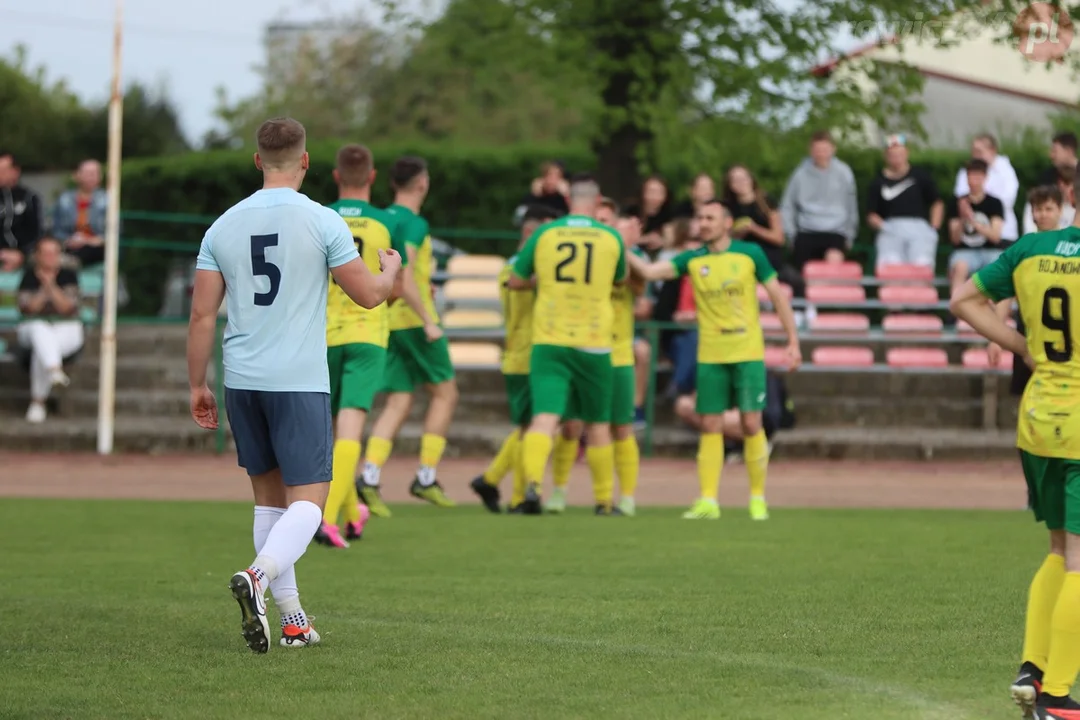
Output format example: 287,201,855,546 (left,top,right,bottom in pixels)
251,234,281,306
